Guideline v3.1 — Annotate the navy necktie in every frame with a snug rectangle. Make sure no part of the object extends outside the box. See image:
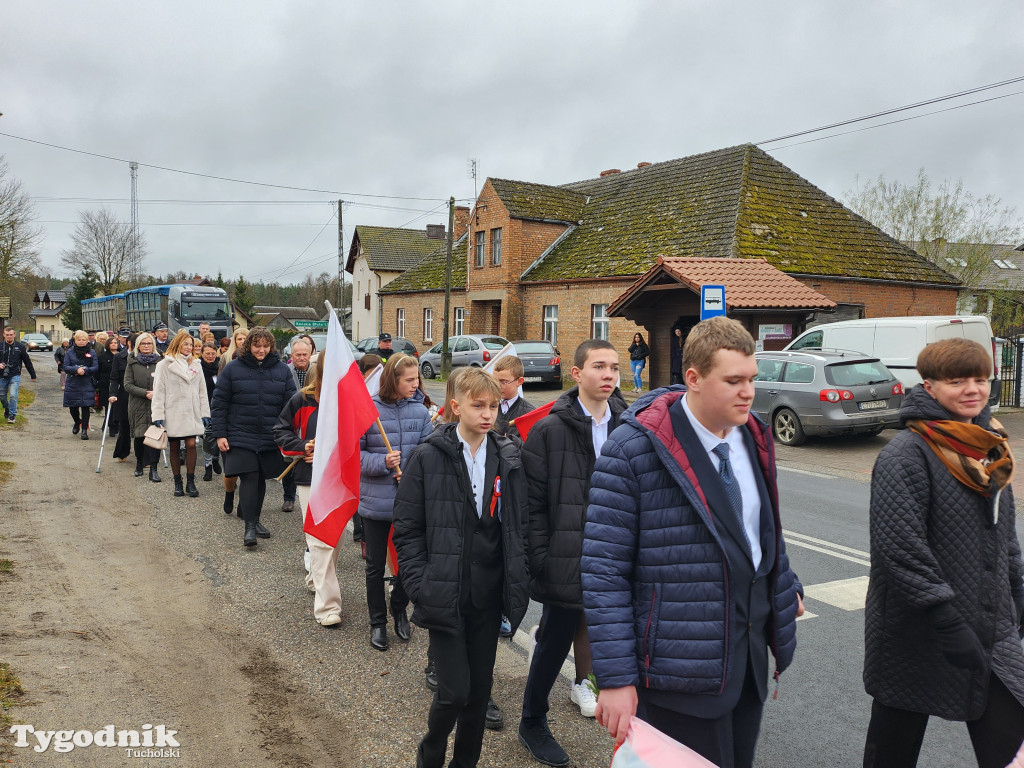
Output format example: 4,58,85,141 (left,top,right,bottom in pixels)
713,442,750,550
